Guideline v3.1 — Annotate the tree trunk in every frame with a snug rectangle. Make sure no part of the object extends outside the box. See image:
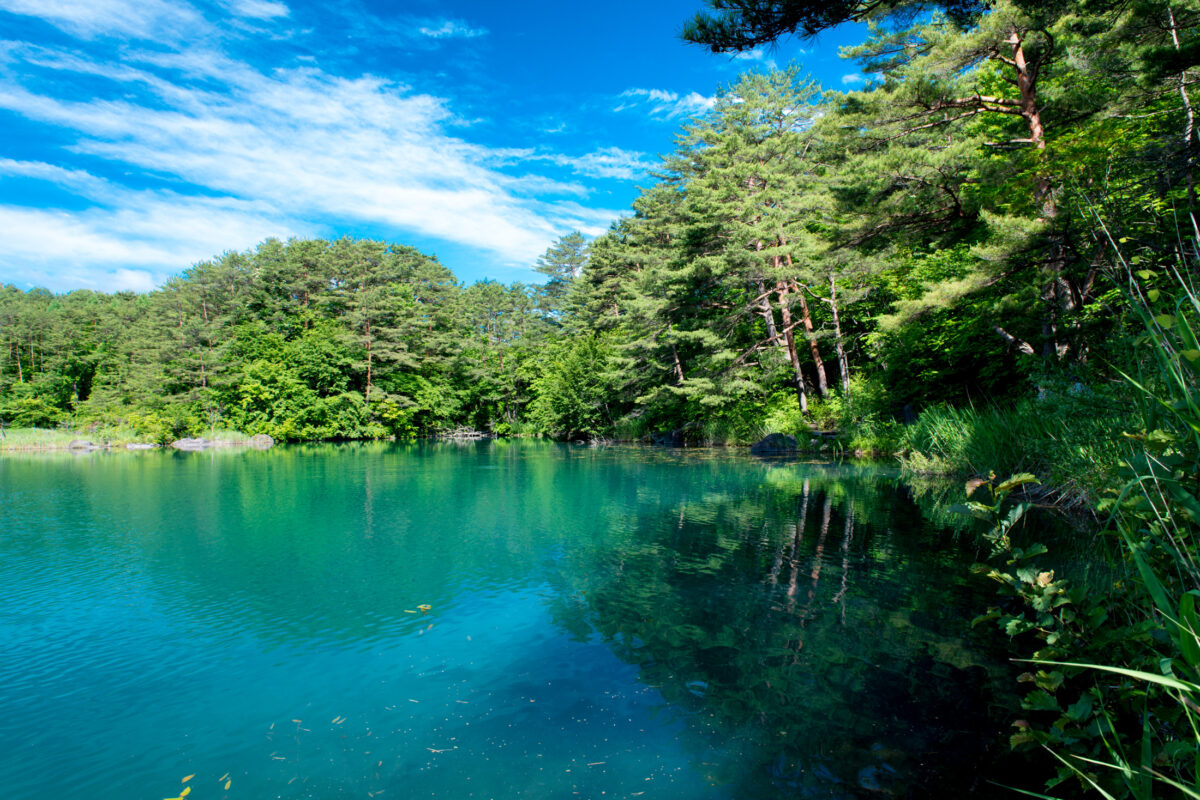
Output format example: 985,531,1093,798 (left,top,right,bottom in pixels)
828,276,850,394
1168,4,1200,244
1010,26,1074,360
793,279,829,397
776,280,808,414
756,279,780,344
365,319,373,405
670,340,685,384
